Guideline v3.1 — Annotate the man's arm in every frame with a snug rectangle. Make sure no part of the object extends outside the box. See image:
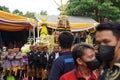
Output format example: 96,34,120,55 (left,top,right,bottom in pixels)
48,58,63,80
